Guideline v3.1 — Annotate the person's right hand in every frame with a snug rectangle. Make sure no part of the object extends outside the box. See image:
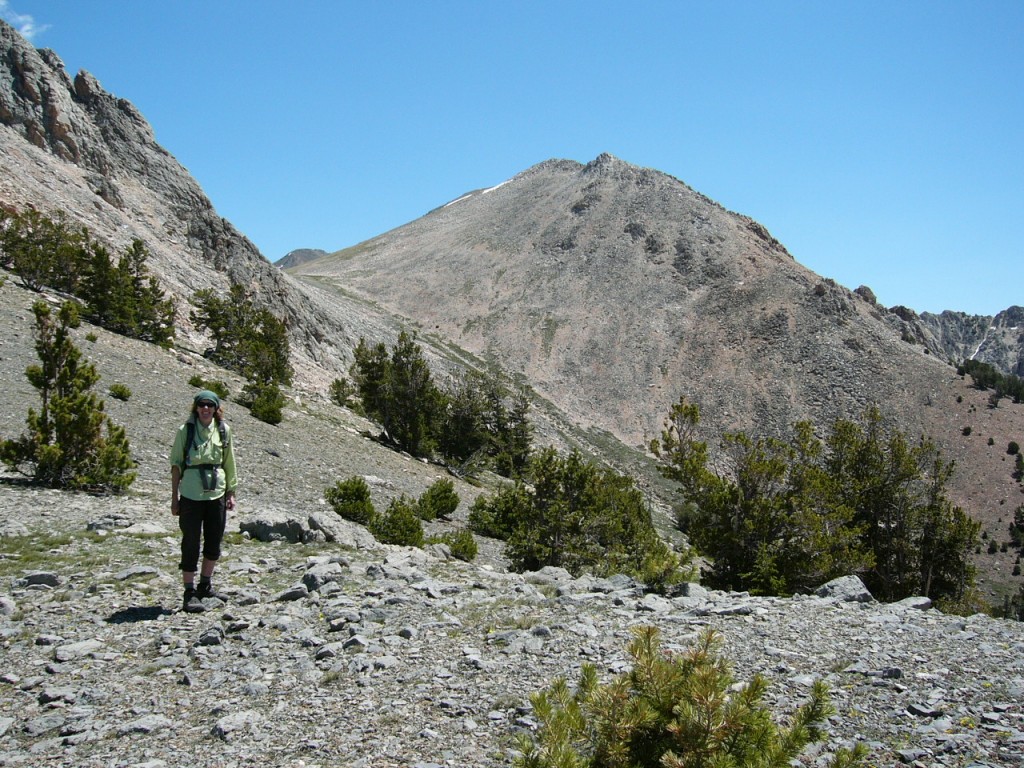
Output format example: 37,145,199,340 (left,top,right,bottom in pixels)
171,497,180,516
